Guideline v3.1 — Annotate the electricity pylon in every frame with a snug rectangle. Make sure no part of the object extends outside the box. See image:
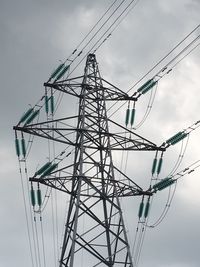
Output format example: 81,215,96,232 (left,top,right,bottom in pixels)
14,53,164,266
